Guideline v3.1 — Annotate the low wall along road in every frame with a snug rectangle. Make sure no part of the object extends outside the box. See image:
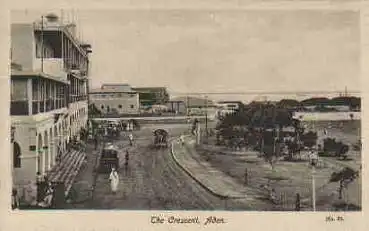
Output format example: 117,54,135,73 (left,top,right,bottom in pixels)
293,112,360,121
